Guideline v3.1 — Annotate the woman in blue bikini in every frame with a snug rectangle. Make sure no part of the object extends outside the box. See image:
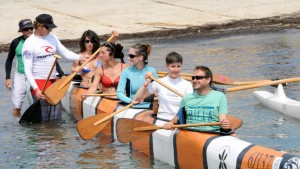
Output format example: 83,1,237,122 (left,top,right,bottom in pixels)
72,30,119,88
